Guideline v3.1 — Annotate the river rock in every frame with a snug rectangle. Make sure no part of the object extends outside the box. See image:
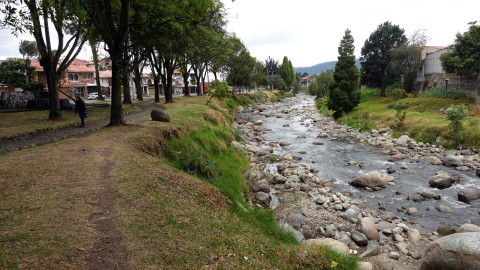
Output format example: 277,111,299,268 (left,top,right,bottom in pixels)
437,226,456,236
279,141,291,146
247,145,262,153
443,155,464,167
390,155,403,162
317,133,328,138
438,205,454,213
408,249,422,260
279,223,306,245
296,135,306,138
400,163,409,169
476,168,480,177
300,184,312,192
358,262,373,270
254,192,270,204
396,135,410,146
251,180,269,193
253,125,262,132
338,234,351,245
388,252,400,260
429,171,456,189
151,109,170,122
458,187,480,203
306,238,349,255
254,120,262,125
457,224,480,233
231,141,243,151
418,232,480,270
394,234,405,242
355,217,380,241
407,207,418,215
428,156,443,165
380,212,397,222
351,230,369,246
408,229,421,242
350,171,385,188
312,141,324,145
341,208,359,221
359,240,381,258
